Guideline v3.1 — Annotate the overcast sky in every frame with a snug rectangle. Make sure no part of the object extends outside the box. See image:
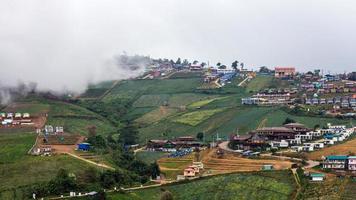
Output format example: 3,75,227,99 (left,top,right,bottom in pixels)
0,0,356,92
